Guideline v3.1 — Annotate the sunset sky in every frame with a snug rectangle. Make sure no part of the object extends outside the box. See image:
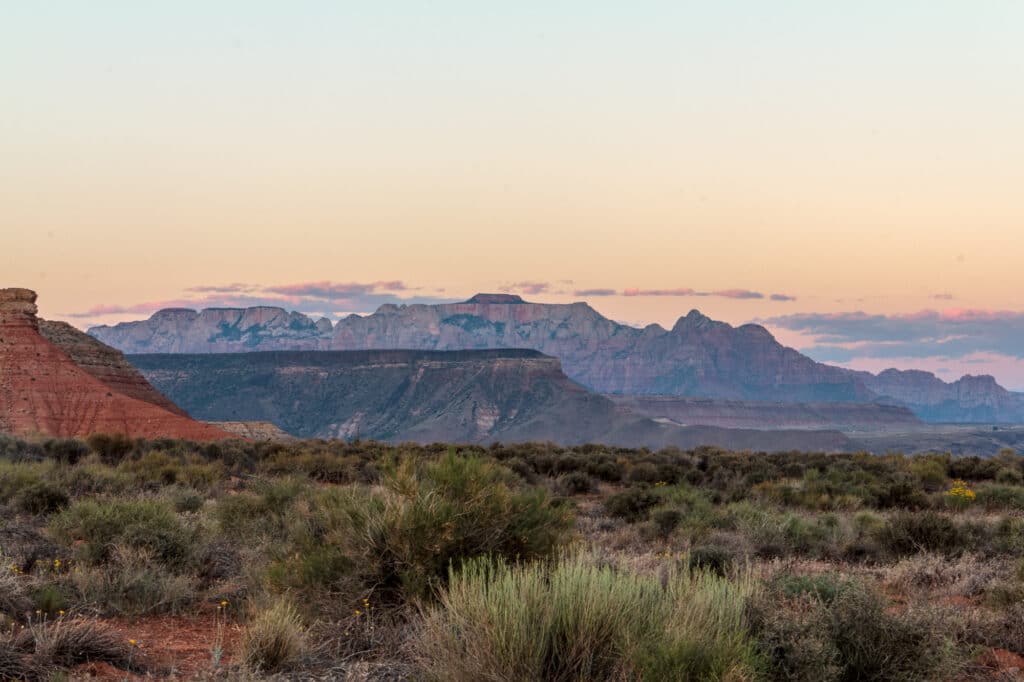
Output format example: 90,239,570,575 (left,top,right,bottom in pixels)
3,3,1023,387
